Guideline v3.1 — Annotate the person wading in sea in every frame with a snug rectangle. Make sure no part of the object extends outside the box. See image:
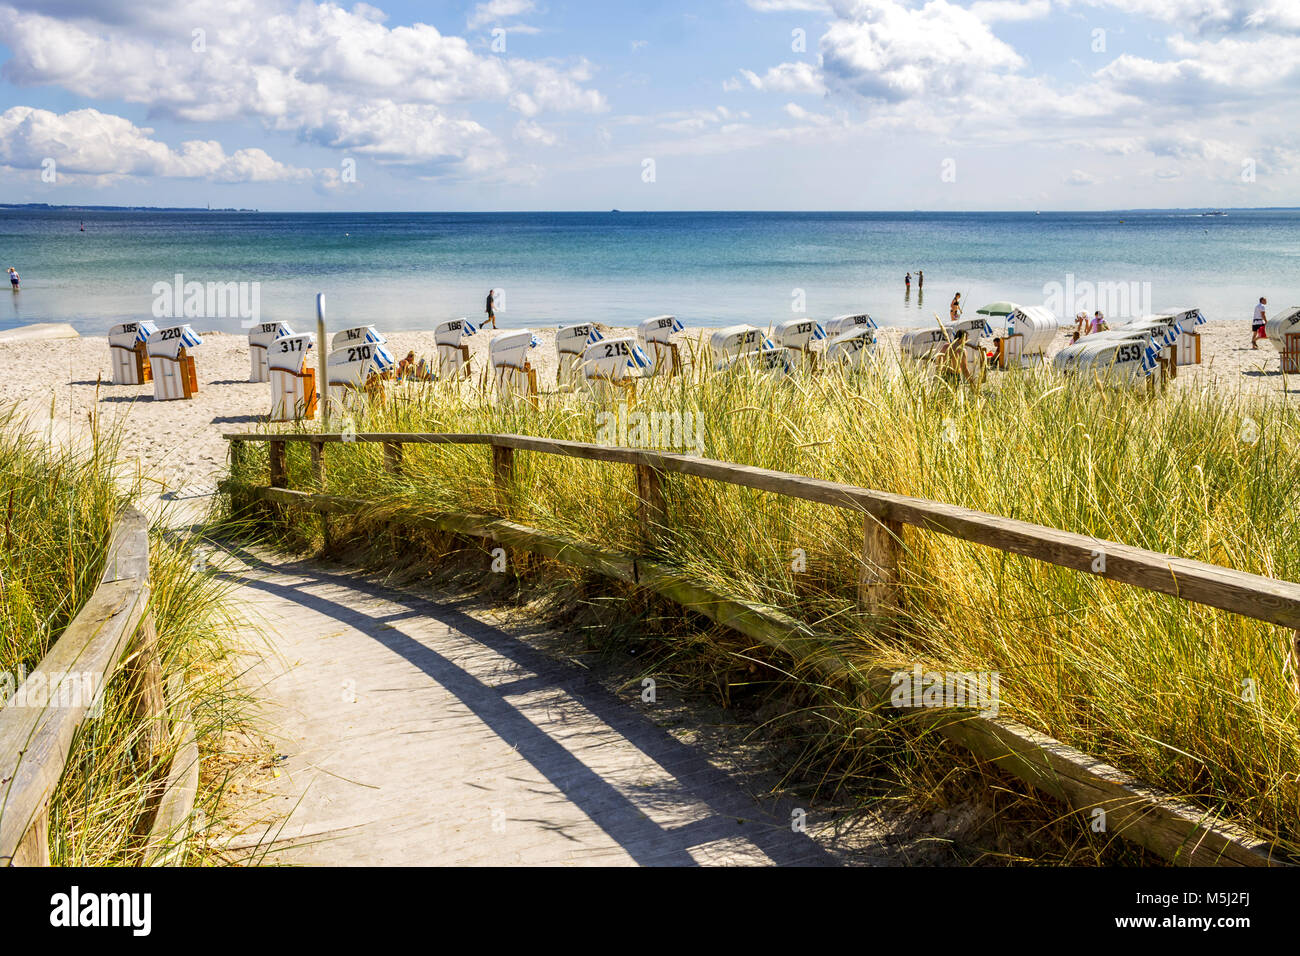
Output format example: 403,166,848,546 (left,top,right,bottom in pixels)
905,272,911,292
1252,297,1267,349
7,267,18,291
485,289,497,329
917,270,923,290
